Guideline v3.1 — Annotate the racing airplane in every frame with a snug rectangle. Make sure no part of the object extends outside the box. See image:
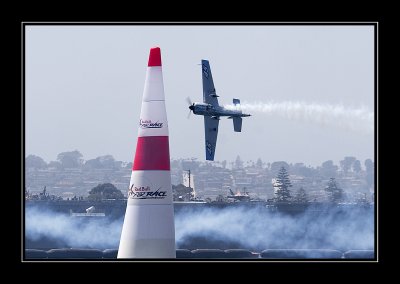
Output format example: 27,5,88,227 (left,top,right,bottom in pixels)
187,60,251,161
